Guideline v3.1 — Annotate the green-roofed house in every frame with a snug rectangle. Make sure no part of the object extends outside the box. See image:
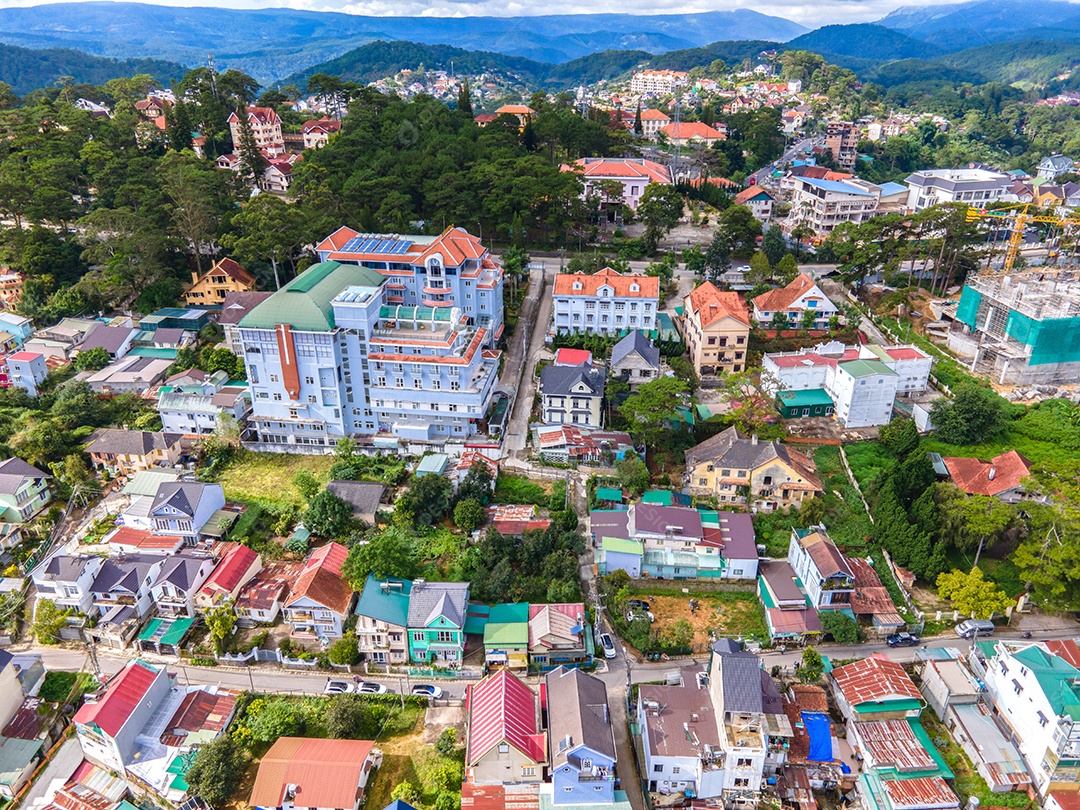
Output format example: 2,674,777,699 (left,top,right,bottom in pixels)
983,640,1080,796
0,736,43,798
596,487,623,504
483,603,530,670
354,575,413,665
598,536,643,578
777,388,835,419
